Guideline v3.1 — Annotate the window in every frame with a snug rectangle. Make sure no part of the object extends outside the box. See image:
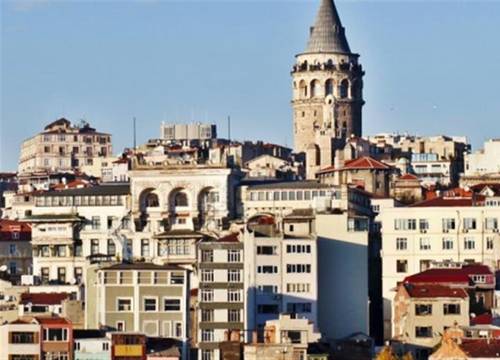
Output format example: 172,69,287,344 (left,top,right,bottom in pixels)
419,238,431,250
9,244,16,255
201,309,213,322
201,350,213,360
170,273,184,284
487,236,494,250
91,239,99,255
286,264,311,273
202,250,213,263
286,244,311,253
44,328,68,341
41,267,49,283
163,298,181,311
463,218,477,230
485,217,498,230
57,267,66,283
419,219,429,231
394,219,417,231
228,250,241,262
201,289,213,302
444,303,461,315
56,245,66,257
107,239,116,256
11,332,35,344
286,283,310,293
420,260,432,272
202,329,214,342
144,298,157,312
257,266,278,274
116,321,125,332
442,237,454,250
259,285,279,293
141,239,150,257
257,304,279,314
396,238,407,251
464,237,475,250
91,216,101,230
257,246,277,255
287,302,312,313
228,309,240,322
415,304,432,316
201,269,214,282
228,269,241,282
415,326,433,338
228,289,241,302
396,260,408,273
442,218,456,231
117,298,132,312
174,192,188,207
